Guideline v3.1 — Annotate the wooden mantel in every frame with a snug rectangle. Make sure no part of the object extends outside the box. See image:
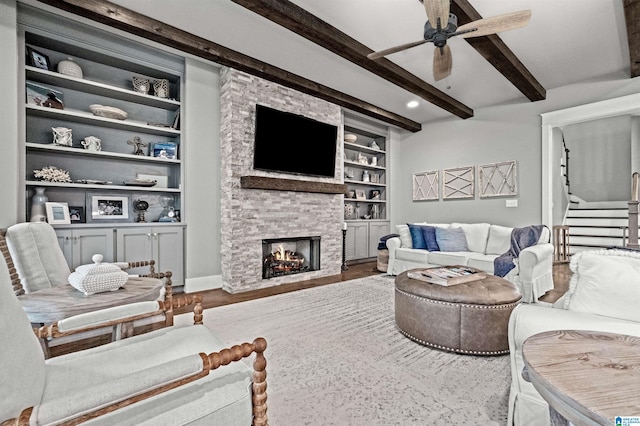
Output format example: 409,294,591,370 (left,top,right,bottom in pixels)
240,176,347,195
